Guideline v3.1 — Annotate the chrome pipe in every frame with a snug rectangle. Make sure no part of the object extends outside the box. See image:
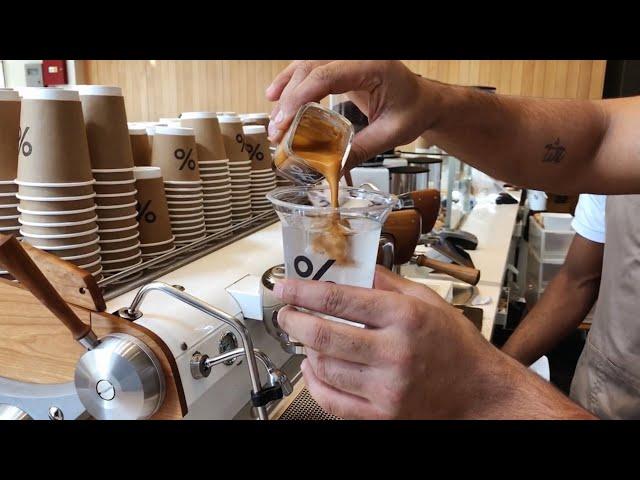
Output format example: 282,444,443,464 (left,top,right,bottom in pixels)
125,282,269,420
